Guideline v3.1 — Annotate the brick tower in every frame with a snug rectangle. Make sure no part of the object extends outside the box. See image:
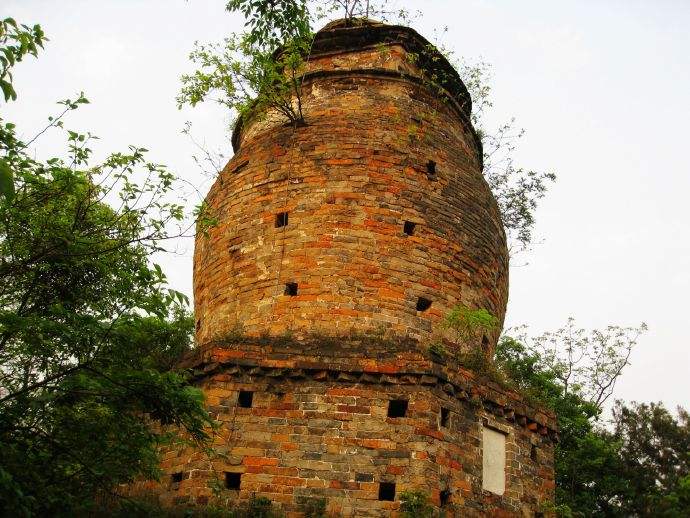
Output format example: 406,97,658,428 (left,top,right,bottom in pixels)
155,20,556,517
